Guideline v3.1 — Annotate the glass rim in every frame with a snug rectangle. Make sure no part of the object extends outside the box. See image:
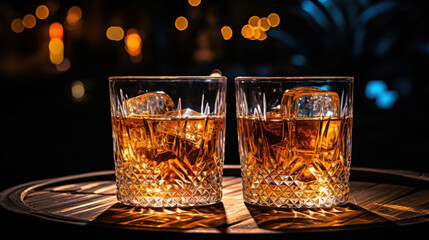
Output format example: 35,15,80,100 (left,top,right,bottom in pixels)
235,76,354,82
109,76,227,81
